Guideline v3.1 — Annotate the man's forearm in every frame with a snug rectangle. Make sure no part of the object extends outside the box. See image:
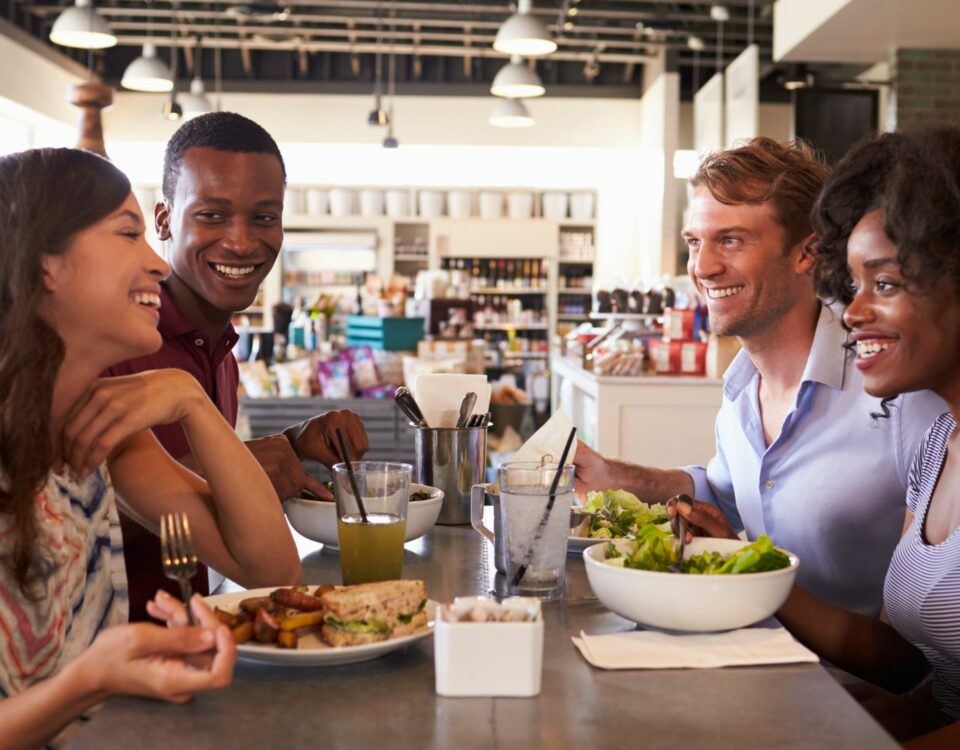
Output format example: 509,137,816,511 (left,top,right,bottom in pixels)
601,459,695,502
